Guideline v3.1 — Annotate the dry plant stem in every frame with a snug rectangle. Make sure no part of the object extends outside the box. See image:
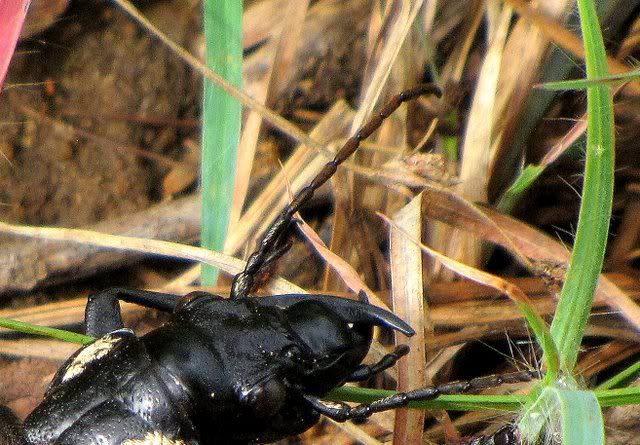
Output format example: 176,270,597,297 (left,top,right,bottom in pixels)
428,296,633,333
419,188,640,329
241,0,288,48
0,339,78,361
0,220,304,296
161,265,202,292
0,196,200,293
488,0,573,195
324,0,427,291
450,2,484,84
390,195,427,445
352,1,425,131
378,212,559,379
421,188,534,271
483,208,640,329
426,273,640,304
326,420,383,445
443,5,511,268
576,341,640,377
264,0,310,103
424,410,517,444
230,66,273,227
295,215,385,308
229,0,309,228
608,187,640,271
